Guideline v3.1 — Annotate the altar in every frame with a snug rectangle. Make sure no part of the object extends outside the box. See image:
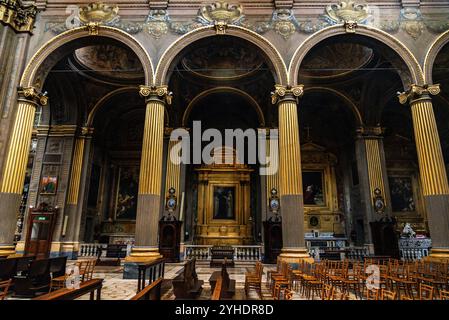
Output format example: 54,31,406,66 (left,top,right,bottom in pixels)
194,148,253,245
